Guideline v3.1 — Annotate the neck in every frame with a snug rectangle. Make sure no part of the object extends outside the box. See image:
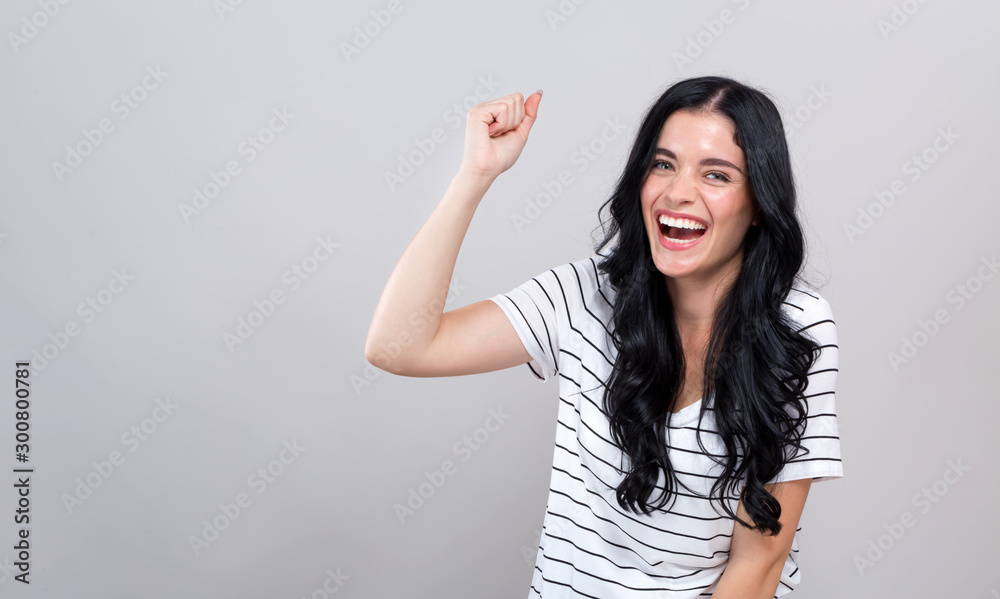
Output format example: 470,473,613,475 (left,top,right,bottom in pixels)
665,263,740,334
